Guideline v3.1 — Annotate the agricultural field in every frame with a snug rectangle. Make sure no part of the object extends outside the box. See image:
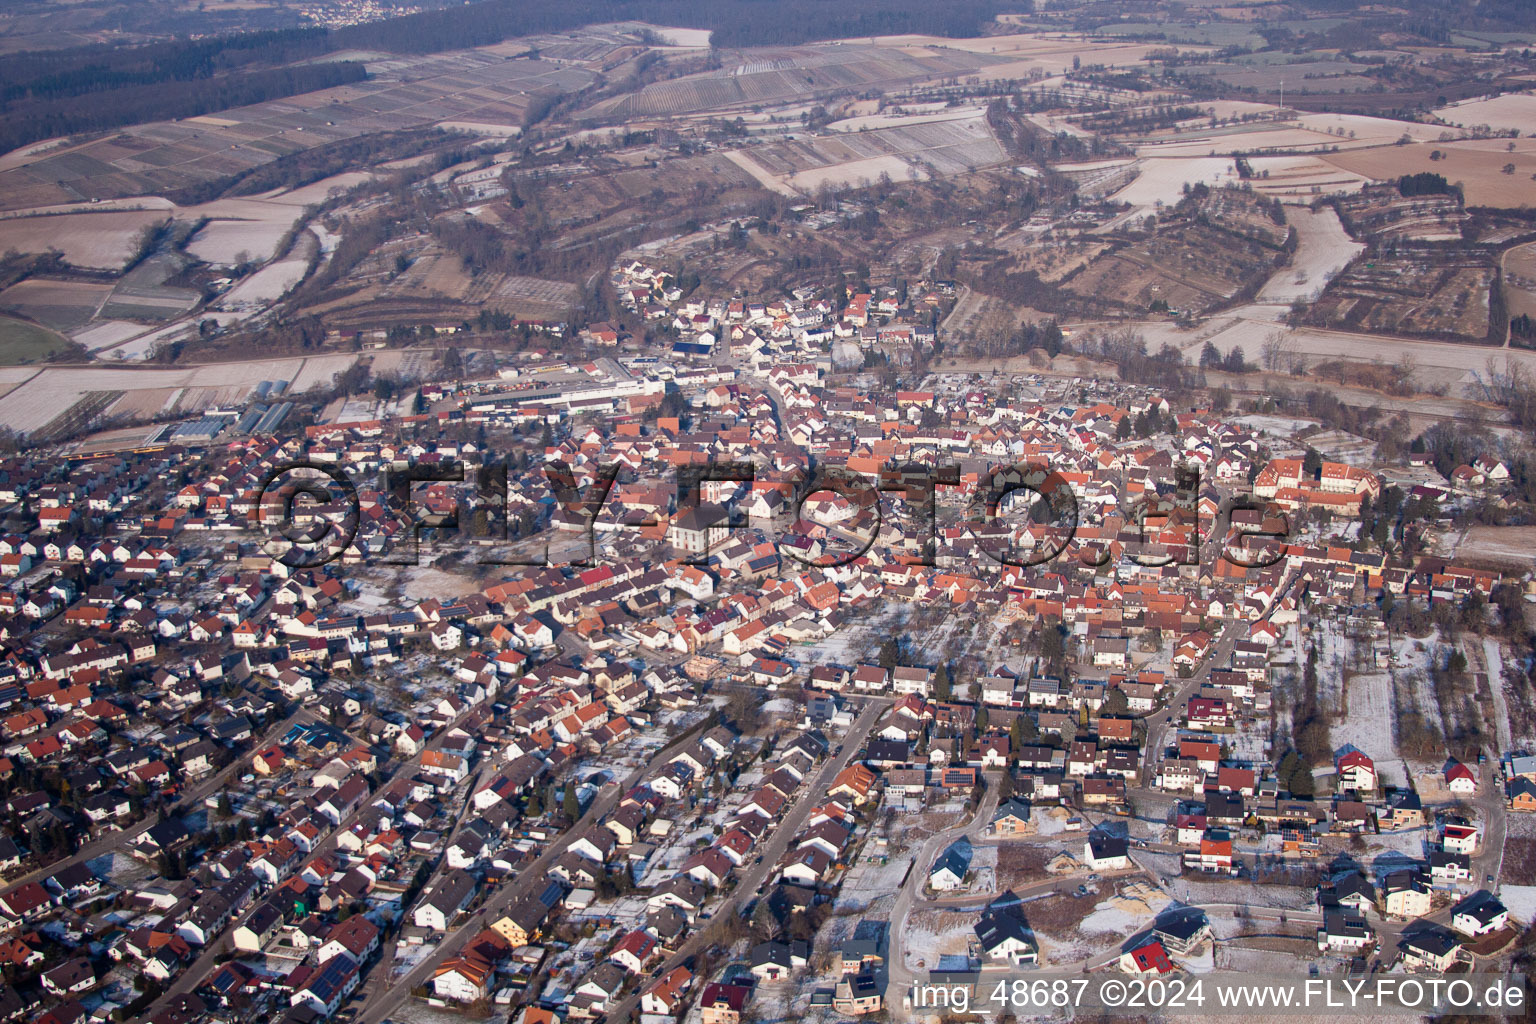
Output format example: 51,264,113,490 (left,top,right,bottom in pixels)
1324,138,1536,209
1064,189,1286,314
1302,248,1496,344
1432,92,1536,135
0,48,598,213
0,209,170,269
733,116,1008,192
0,278,114,332
1155,310,1536,395
1257,206,1360,303
1504,241,1536,322
1091,20,1265,49
1131,111,1446,162
1109,157,1240,213
0,353,348,434
70,321,145,353
297,230,582,332
582,42,1001,122
1173,58,1377,95
100,254,202,322
216,257,309,311
185,214,300,267
0,316,71,364
1449,525,1536,571
1245,154,1371,202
